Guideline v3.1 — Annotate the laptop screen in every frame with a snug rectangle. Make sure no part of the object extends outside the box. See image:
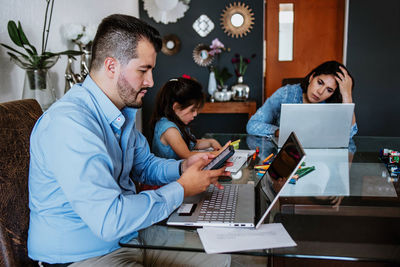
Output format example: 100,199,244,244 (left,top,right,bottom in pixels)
254,132,305,227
